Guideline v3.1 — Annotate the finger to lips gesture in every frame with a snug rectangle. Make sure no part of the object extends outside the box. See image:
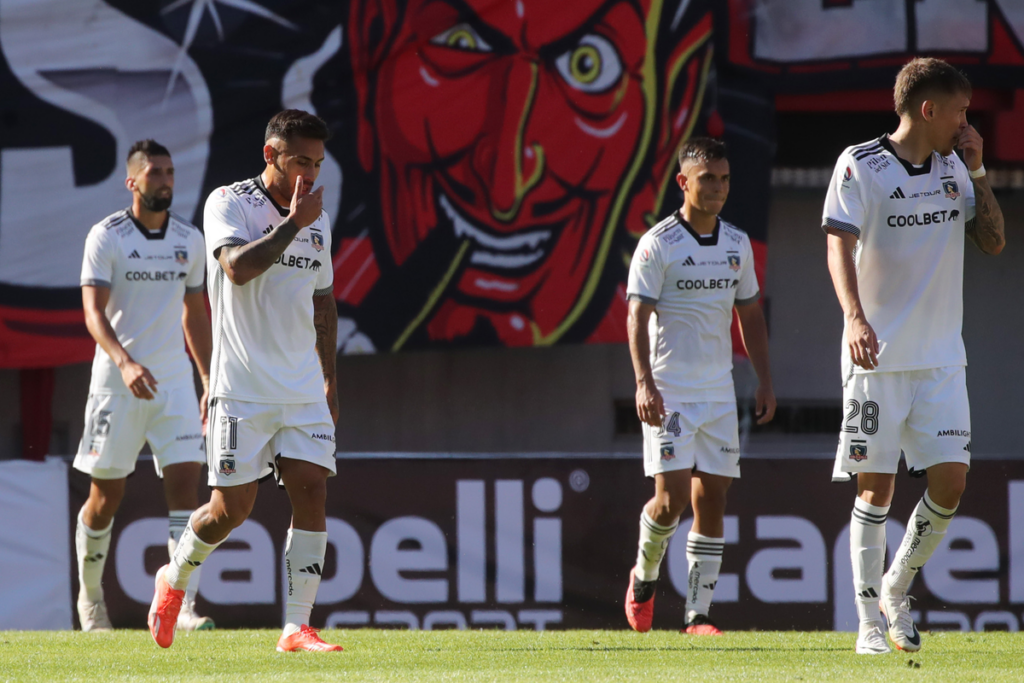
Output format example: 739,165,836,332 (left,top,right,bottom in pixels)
958,125,984,170
290,176,324,228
